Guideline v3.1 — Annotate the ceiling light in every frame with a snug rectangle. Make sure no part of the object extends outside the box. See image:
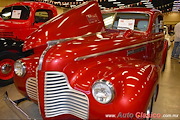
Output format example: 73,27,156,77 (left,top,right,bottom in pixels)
108,0,117,2
113,2,121,4
141,0,149,2
117,4,125,6
143,2,152,4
